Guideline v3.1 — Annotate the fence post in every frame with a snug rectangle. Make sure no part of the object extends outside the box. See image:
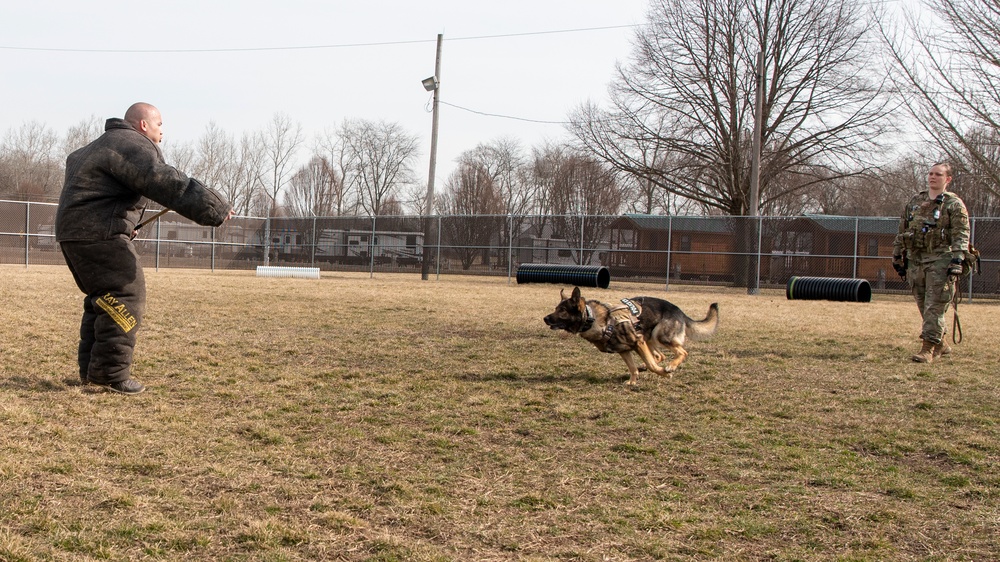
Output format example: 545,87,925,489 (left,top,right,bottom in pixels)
436,215,442,280
747,216,760,295
507,214,514,284
852,217,859,279
968,217,976,301
211,224,216,272
155,215,161,271
311,215,317,267
369,215,376,278
756,215,764,291
665,215,673,291
24,202,30,268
